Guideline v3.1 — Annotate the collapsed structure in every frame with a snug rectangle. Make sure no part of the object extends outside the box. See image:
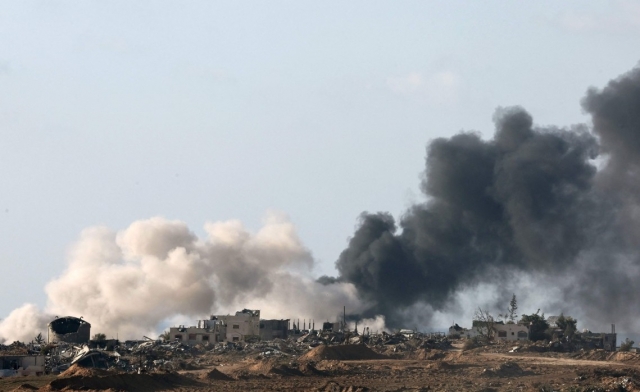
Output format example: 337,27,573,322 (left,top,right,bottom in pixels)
48,316,91,344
